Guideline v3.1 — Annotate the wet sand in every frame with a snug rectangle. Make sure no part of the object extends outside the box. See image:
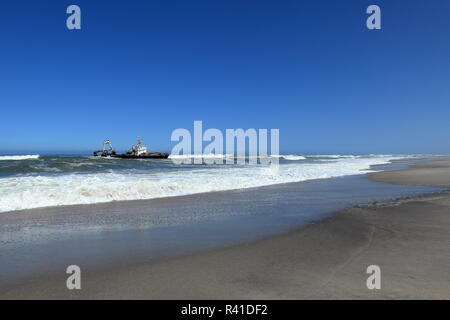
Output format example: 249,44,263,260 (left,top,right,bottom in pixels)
1,159,450,299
